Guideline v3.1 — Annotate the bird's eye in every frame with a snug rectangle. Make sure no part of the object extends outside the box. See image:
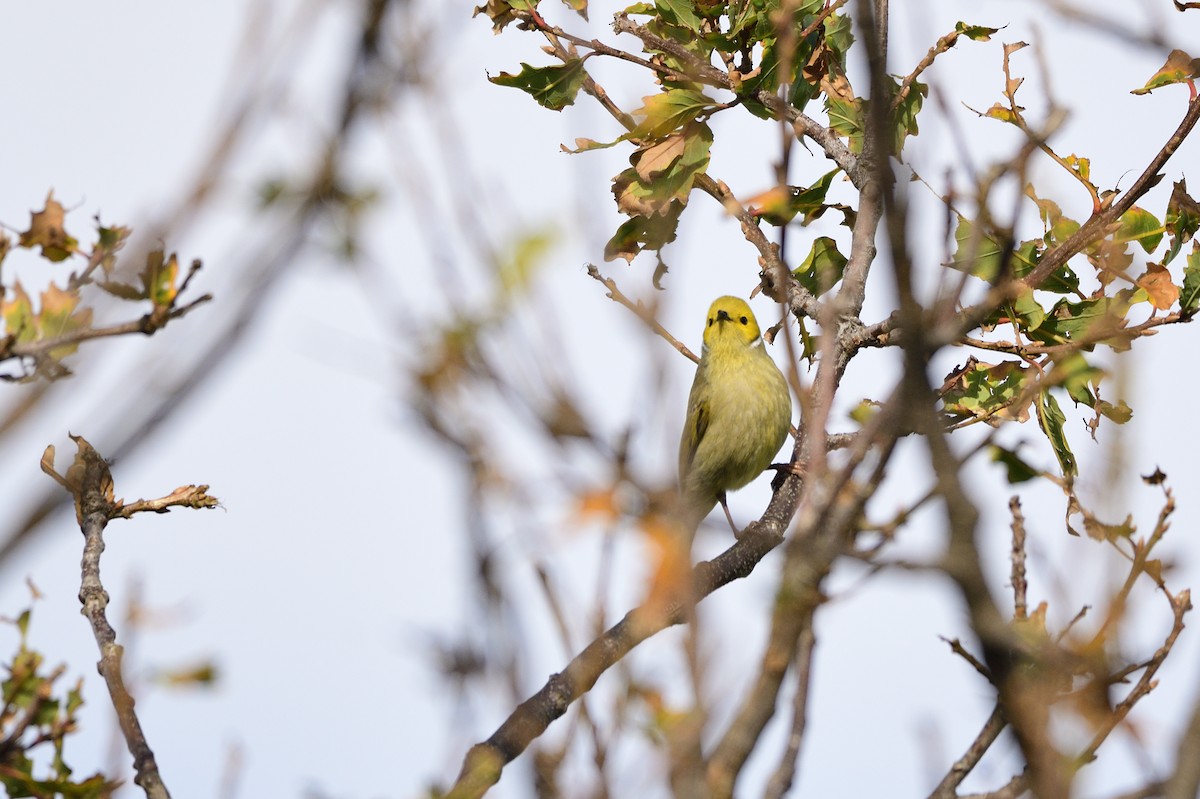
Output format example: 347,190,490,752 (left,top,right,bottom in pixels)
740,316,749,325
707,317,714,327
